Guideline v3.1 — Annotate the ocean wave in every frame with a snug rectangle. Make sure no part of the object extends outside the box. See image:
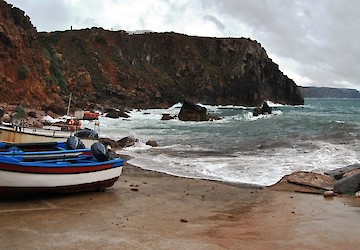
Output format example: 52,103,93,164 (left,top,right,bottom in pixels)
101,99,360,186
